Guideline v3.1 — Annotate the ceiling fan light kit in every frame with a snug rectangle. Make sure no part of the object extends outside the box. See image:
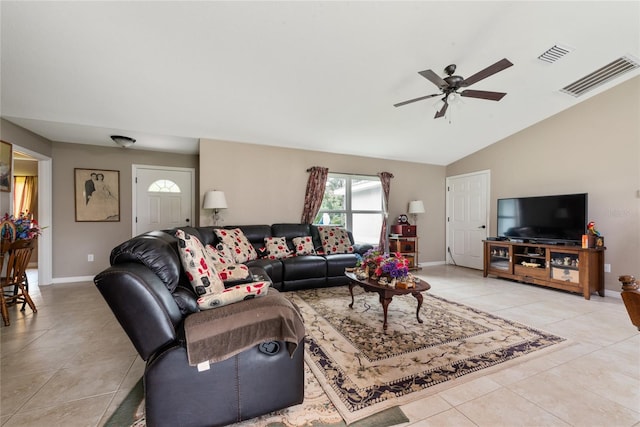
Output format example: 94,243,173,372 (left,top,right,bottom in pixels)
394,58,513,119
